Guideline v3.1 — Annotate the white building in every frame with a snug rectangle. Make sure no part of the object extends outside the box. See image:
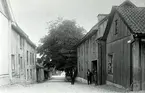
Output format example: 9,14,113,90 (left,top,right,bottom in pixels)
0,0,36,86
